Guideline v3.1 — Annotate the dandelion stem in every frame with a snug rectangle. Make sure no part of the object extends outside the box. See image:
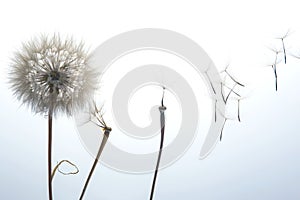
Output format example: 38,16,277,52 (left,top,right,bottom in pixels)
48,108,53,200
79,130,110,200
150,90,166,200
